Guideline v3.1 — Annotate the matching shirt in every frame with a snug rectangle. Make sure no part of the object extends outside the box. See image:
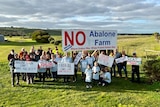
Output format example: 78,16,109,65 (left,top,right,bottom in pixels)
103,72,111,83
92,66,100,80
85,68,92,82
80,59,88,72
61,56,72,63
85,56,95,67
